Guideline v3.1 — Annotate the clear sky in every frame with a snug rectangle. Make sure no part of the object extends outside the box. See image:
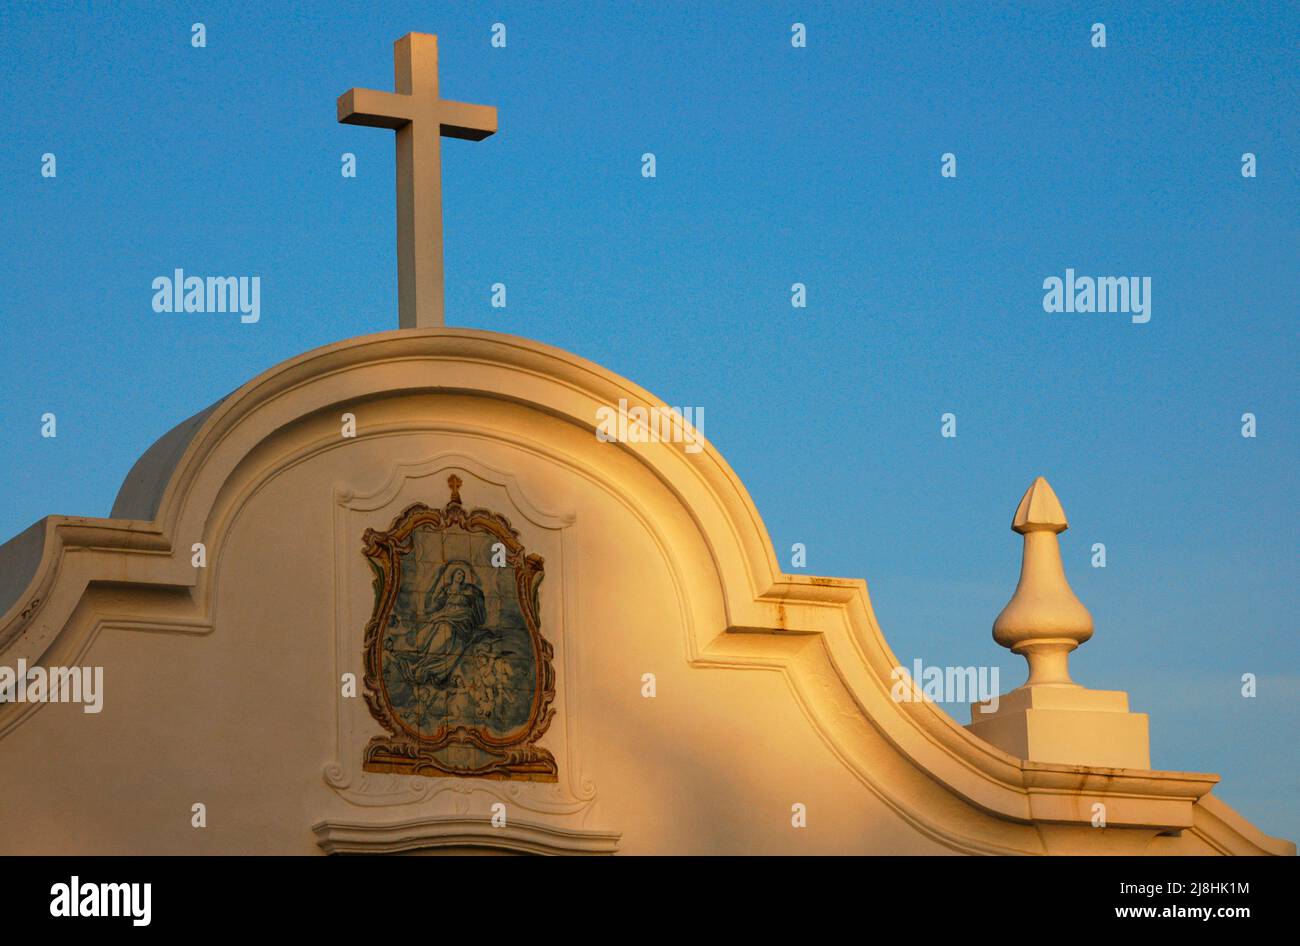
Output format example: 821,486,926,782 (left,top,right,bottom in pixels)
2,2,1296,839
